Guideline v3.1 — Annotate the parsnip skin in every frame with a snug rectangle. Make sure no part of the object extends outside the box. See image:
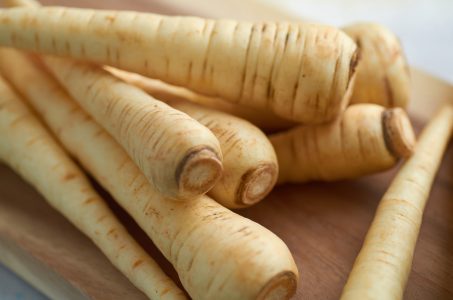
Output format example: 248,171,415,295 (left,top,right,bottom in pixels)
0,6,358,123
167,100,278,208
343,23,410,108
341,105,453,300
0,50,298,300
42,56,223,201
271,104,415,183
107,67,296,132
0,72,186,300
